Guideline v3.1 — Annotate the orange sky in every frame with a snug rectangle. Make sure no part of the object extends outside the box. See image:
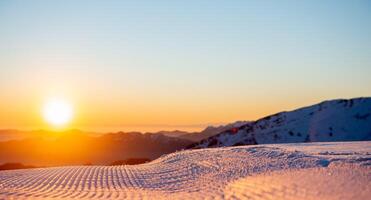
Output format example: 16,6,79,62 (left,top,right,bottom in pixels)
1,1,370,132
0,80,365,132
